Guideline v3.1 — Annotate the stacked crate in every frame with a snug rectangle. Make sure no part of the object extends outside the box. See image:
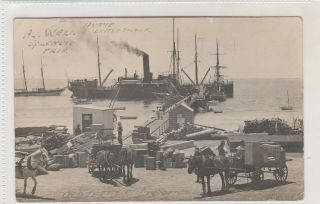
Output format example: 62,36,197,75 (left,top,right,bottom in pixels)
76,152,88,168
134,149,148,168
132,126,151,143
53,155,69,168
145,157,156,170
